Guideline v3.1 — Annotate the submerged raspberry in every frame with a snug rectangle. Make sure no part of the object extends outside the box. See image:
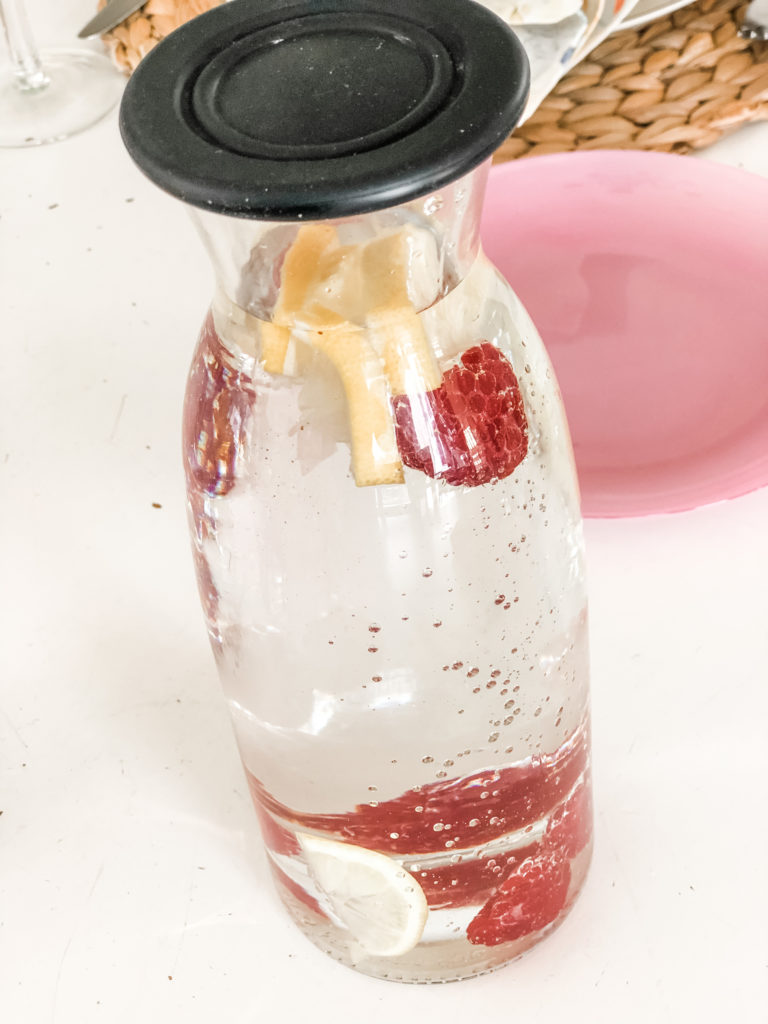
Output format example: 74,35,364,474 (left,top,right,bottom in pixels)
391,342,528,487
247,727,587,858
253,801,301,857
415,841,540,910
545,779,593,860
466,850,571,946
421,775,592,911
464,779,592,944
